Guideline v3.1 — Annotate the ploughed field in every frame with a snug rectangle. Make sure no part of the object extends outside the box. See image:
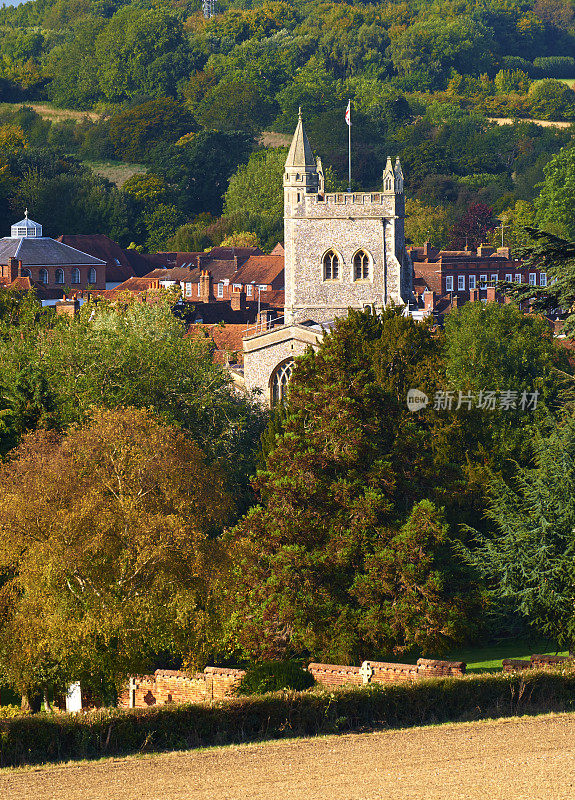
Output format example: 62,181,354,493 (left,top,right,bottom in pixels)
2,712,575,799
